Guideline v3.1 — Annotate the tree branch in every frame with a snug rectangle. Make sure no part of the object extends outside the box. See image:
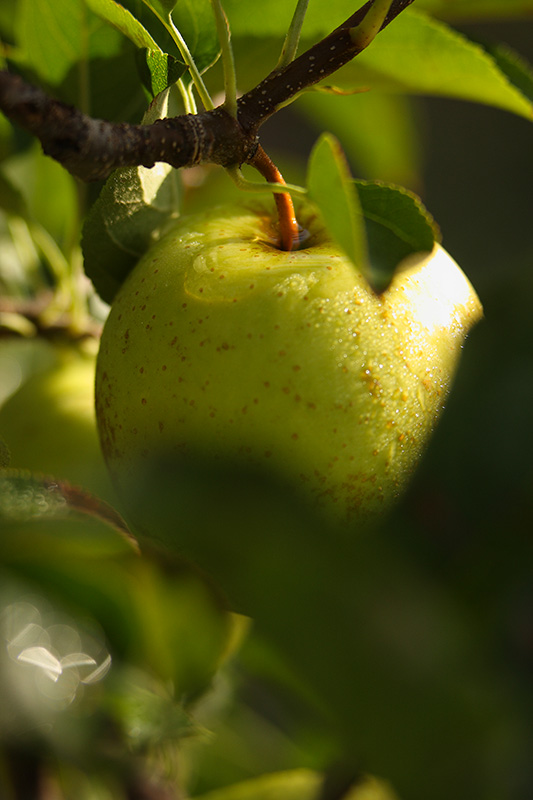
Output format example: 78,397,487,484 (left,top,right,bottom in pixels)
0,0,414,182
0,74,253,181
237,0,414,132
